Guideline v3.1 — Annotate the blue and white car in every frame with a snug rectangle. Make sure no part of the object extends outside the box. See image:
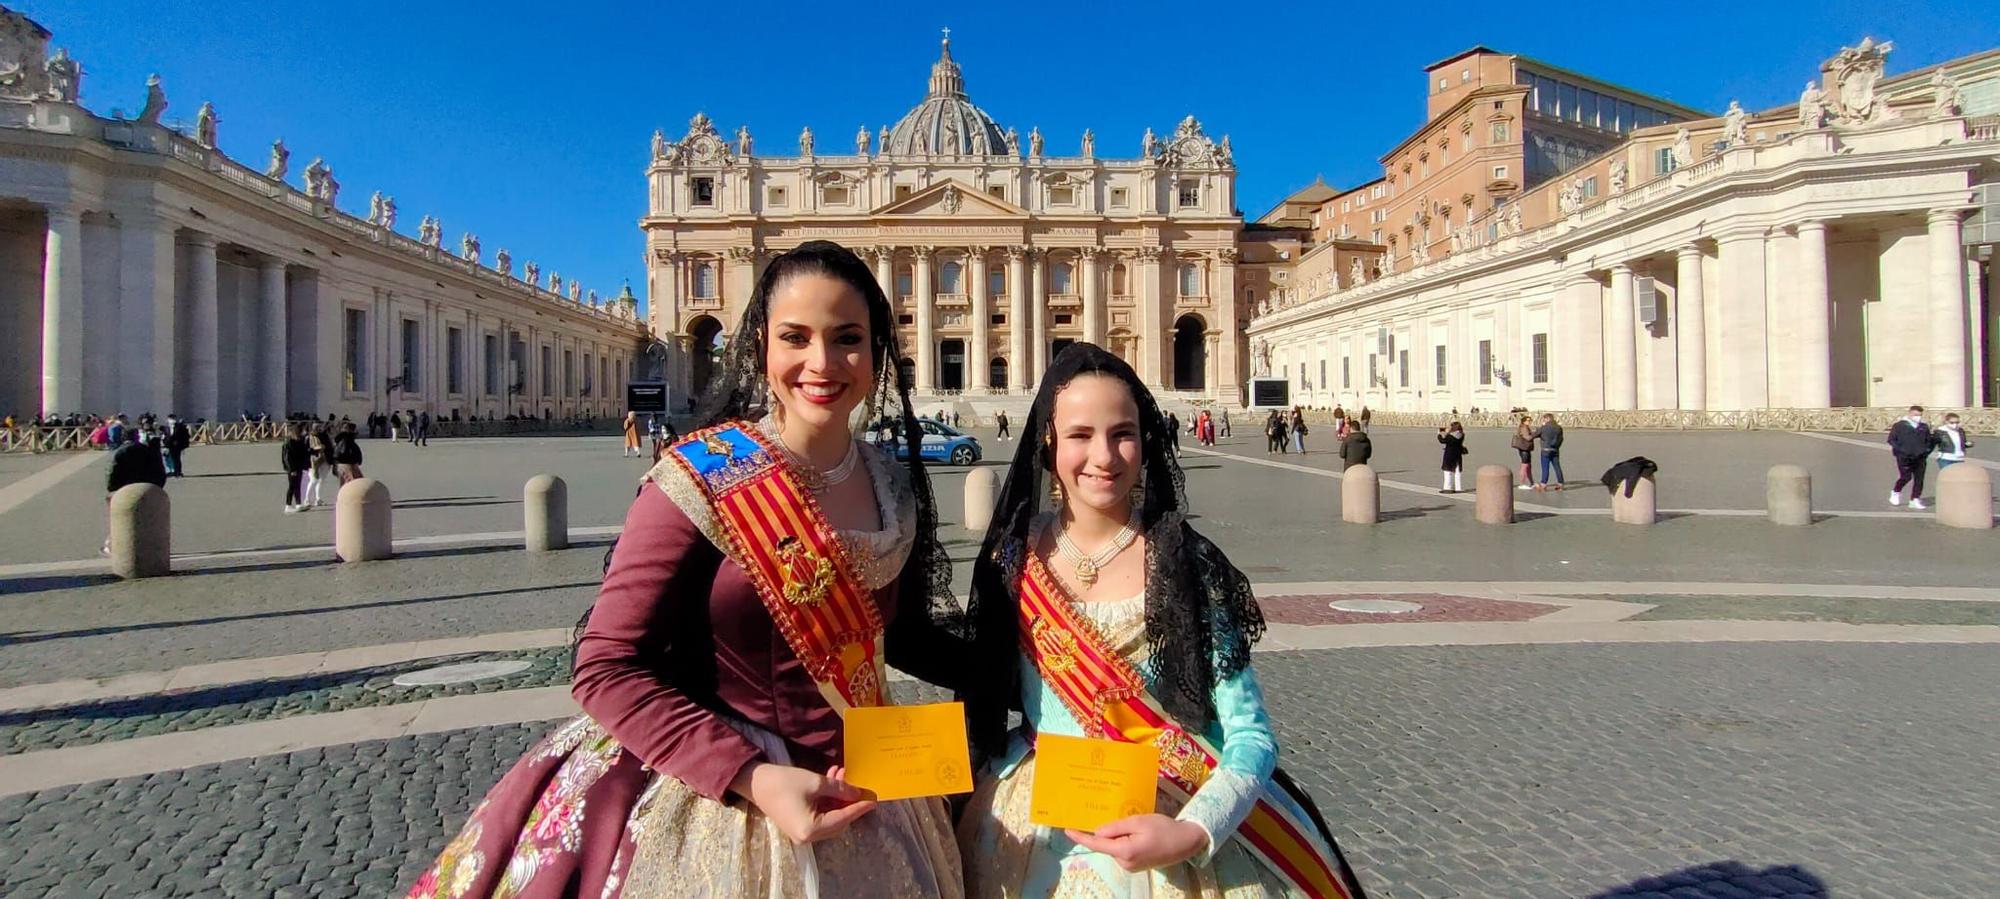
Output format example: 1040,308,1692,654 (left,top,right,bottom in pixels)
866,418,983,466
